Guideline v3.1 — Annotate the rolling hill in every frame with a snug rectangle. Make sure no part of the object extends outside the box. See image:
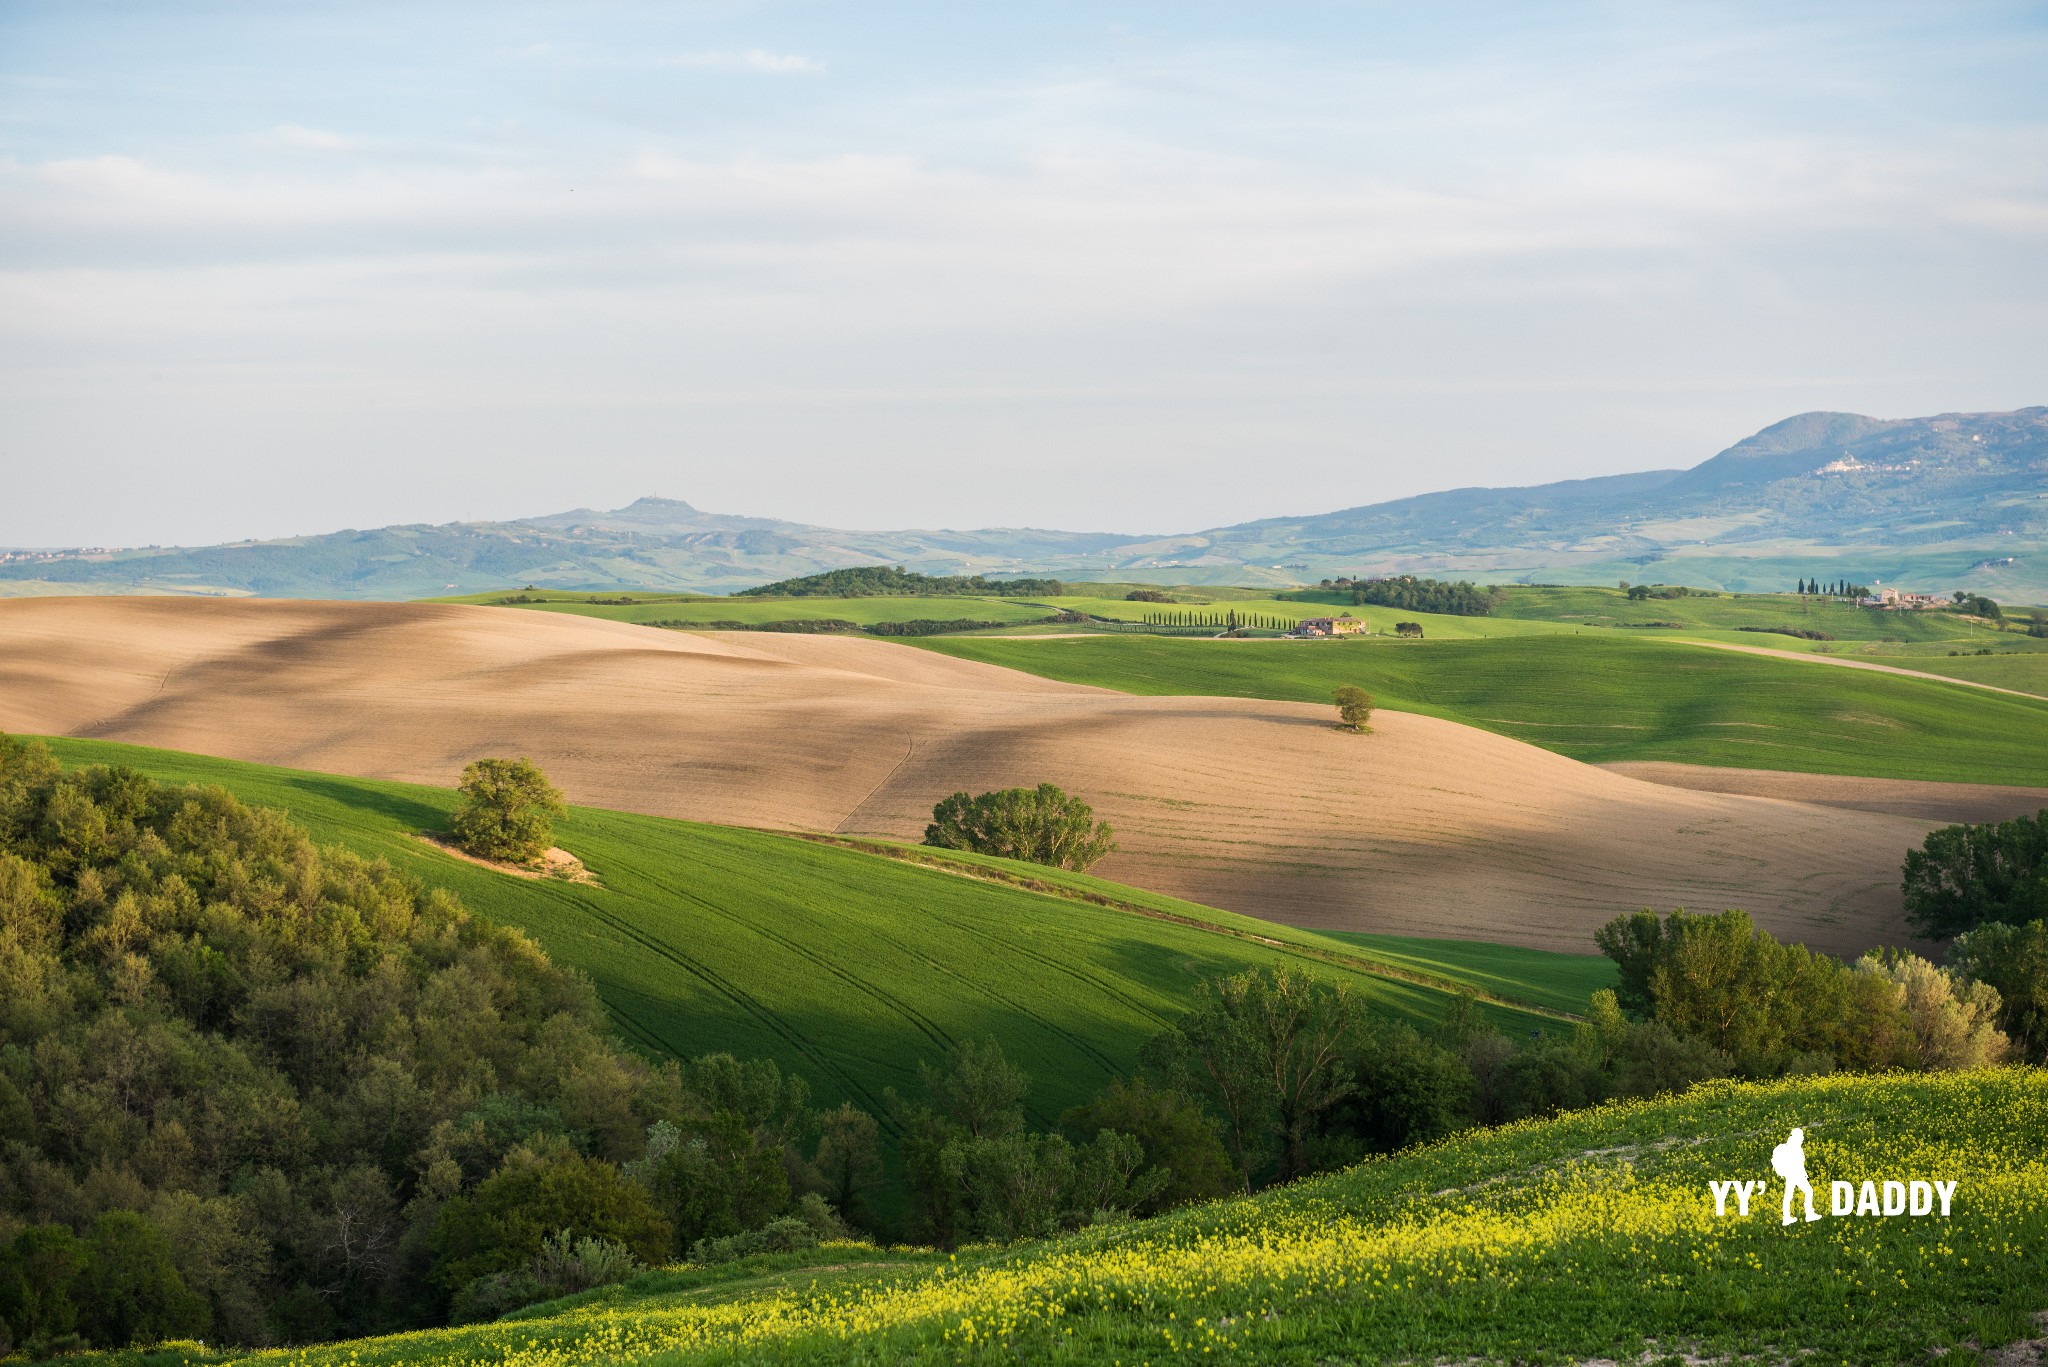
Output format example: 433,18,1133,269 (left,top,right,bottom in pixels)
91,1068,2048,1366
34,736,1584,1136
3,406,2042,599
0,596,1967,954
